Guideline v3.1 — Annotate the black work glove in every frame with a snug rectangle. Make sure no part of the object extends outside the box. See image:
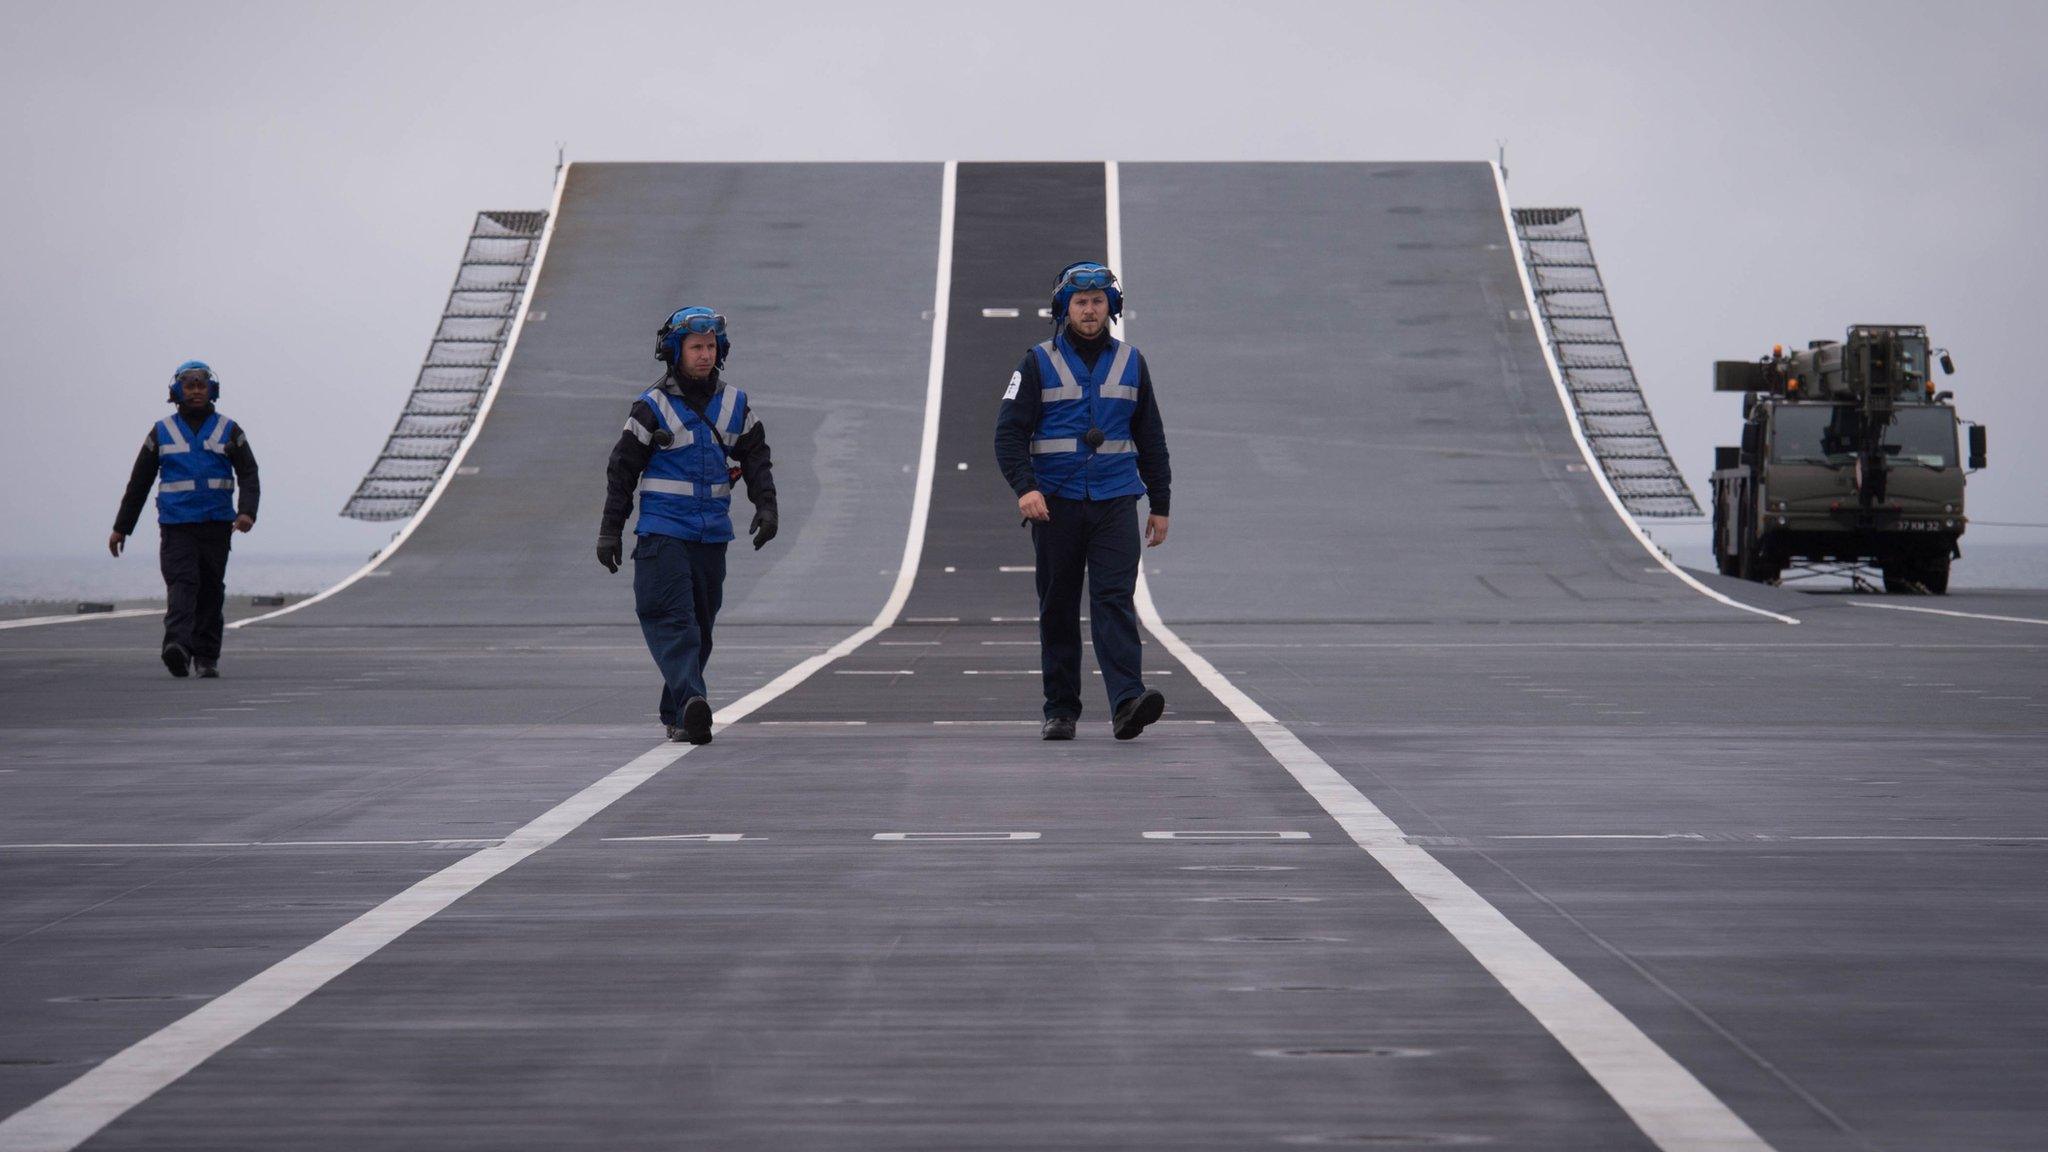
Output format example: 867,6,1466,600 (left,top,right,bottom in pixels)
749,507,778,551
596,535,622,573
